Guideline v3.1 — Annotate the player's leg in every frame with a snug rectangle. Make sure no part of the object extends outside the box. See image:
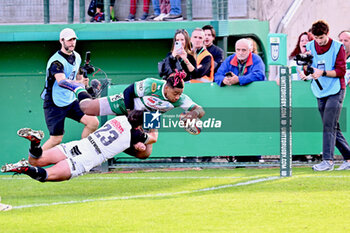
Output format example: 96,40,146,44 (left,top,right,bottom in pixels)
67,100,99,138
17,127,45,164
1,159,48,182
16,128,64,166
42,104,67,150
81,93,126,117
66,87,101,116
1,147,68,182
73,88,106,116
45,159,71,181
42,135,63,151
80,98,101,116
37,139,102,181
29,147,67,167
66,83,125,117
80,114,99,138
